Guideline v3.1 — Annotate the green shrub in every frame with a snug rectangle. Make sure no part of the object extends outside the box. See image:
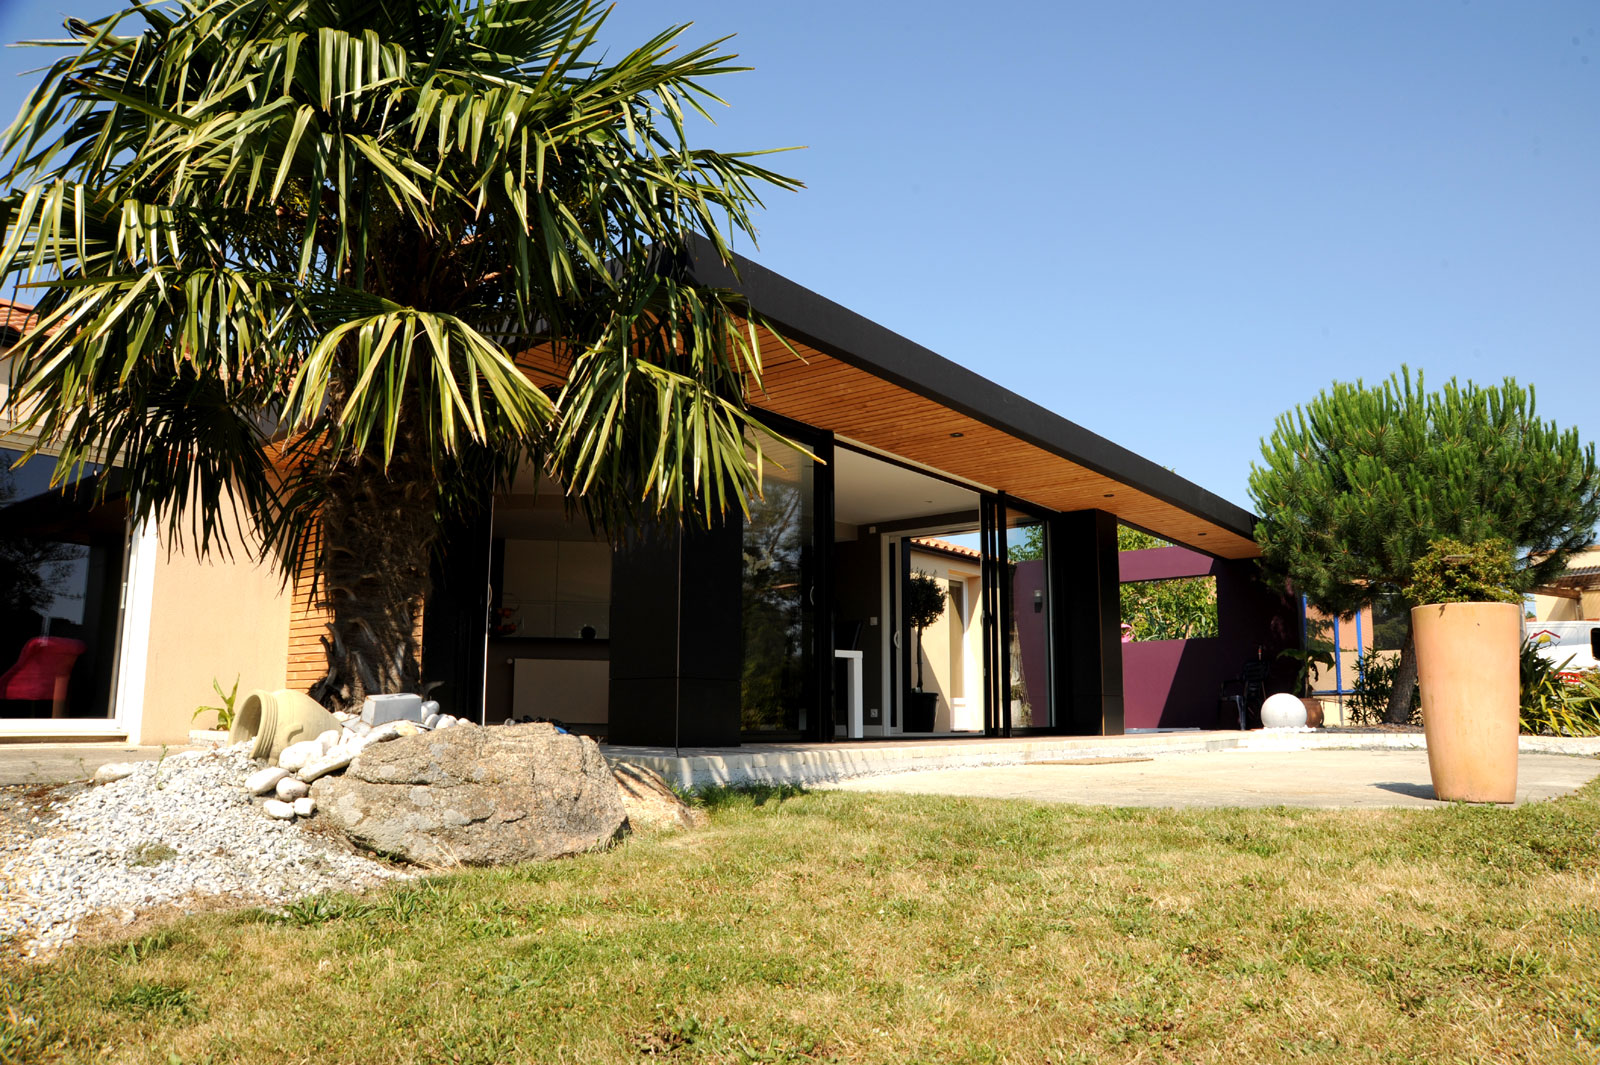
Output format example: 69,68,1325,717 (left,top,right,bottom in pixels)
1403,538,1522,606
1348,654,1421,726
